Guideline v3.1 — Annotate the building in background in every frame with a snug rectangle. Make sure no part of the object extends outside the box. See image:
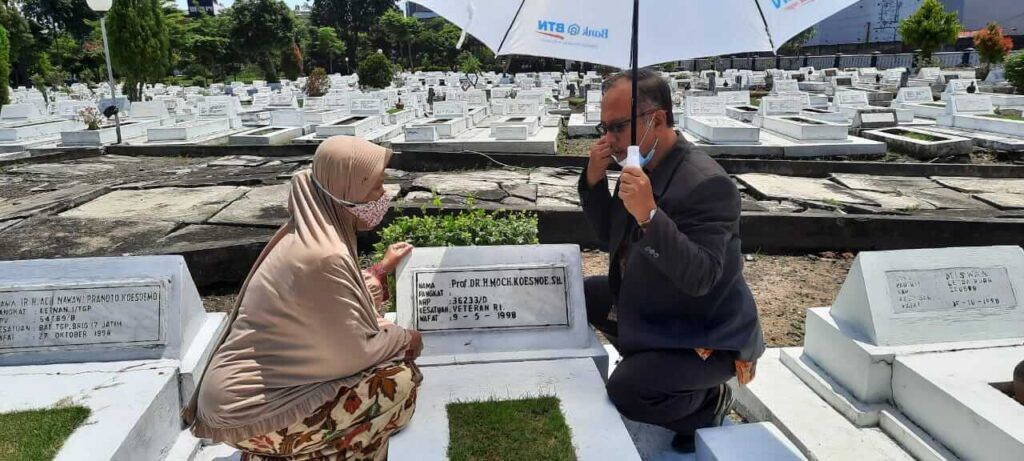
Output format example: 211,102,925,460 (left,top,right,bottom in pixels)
187,0,222,17
806,0,1024,47
405,3,438,20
